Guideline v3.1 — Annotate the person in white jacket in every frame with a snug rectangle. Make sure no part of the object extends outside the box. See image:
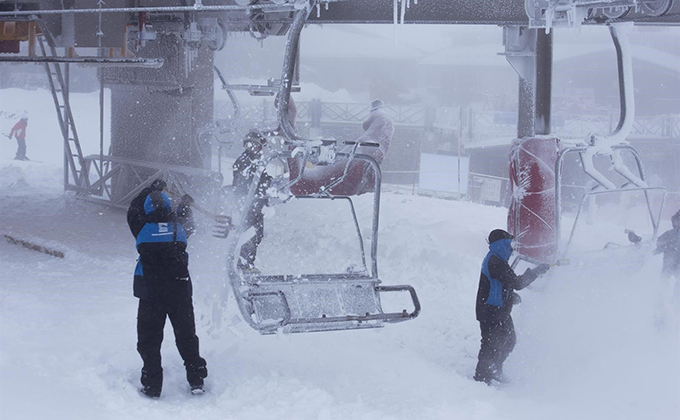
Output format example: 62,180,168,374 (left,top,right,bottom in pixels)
351,99,394,194
355,99,394,164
